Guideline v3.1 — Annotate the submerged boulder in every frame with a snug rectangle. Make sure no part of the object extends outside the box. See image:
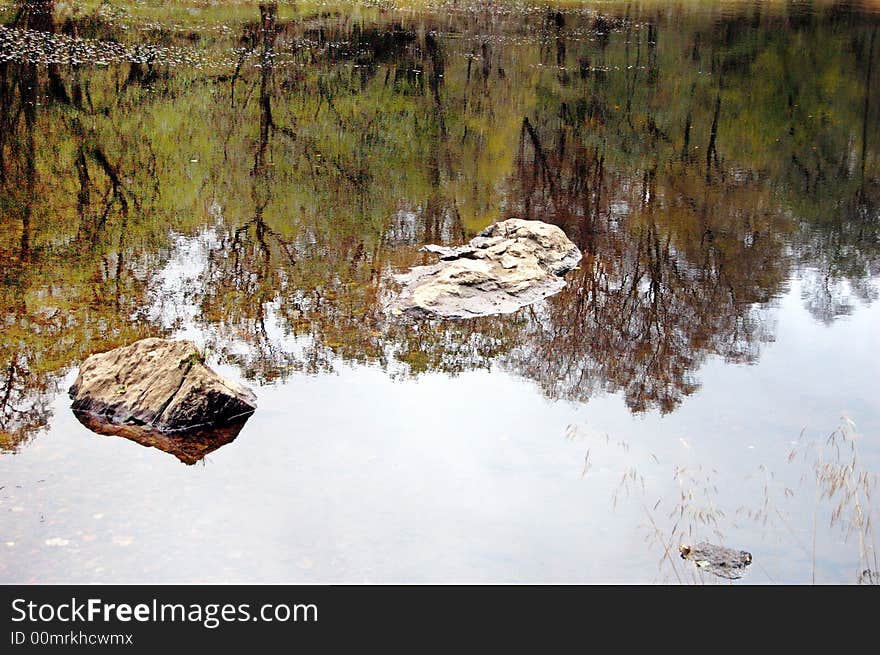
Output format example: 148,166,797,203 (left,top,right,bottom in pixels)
679,542,753,580
390,219,581,319
69,338,257,433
